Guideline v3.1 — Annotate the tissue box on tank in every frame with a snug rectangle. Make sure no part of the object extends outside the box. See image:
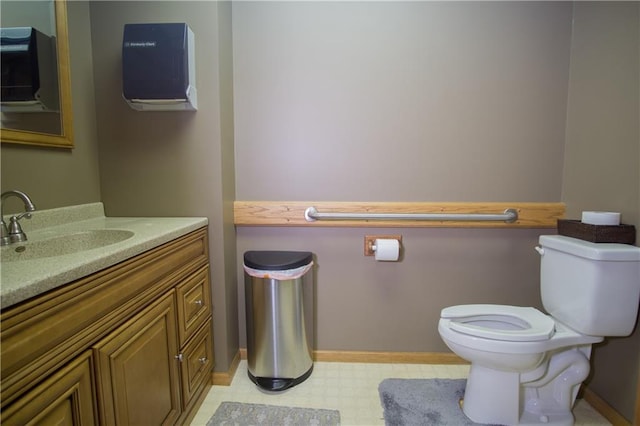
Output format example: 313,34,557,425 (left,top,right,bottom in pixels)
557,219,635,245
122,23,197,111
